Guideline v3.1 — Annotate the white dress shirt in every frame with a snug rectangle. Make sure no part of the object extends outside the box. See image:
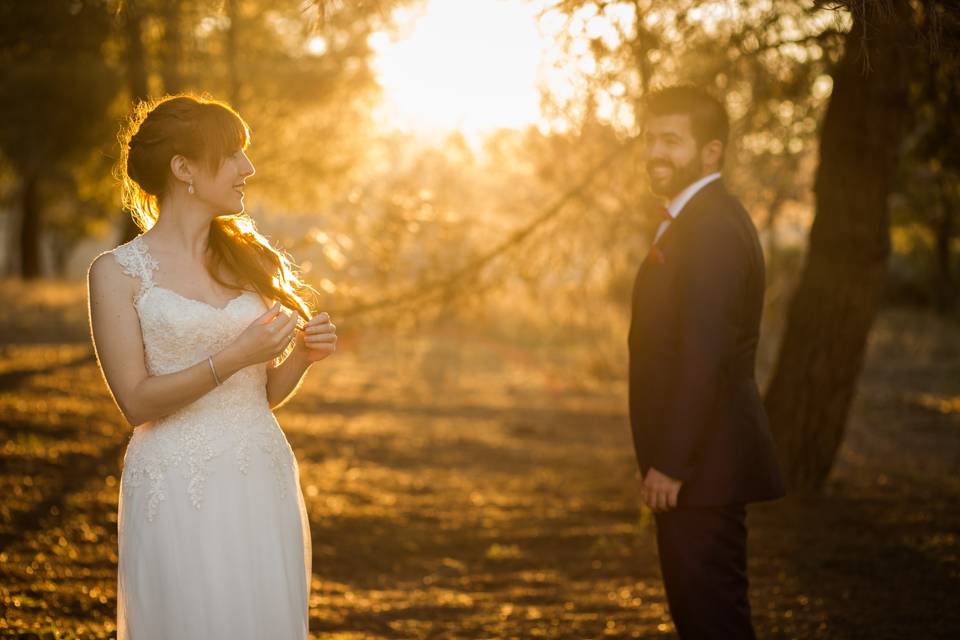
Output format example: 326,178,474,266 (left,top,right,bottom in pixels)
653,172,722,244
